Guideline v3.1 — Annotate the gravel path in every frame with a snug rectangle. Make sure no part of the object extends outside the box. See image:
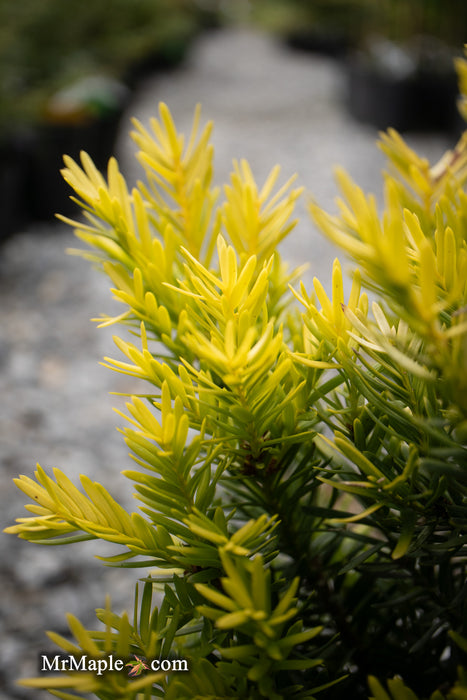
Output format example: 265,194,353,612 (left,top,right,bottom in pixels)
0,27,453,699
